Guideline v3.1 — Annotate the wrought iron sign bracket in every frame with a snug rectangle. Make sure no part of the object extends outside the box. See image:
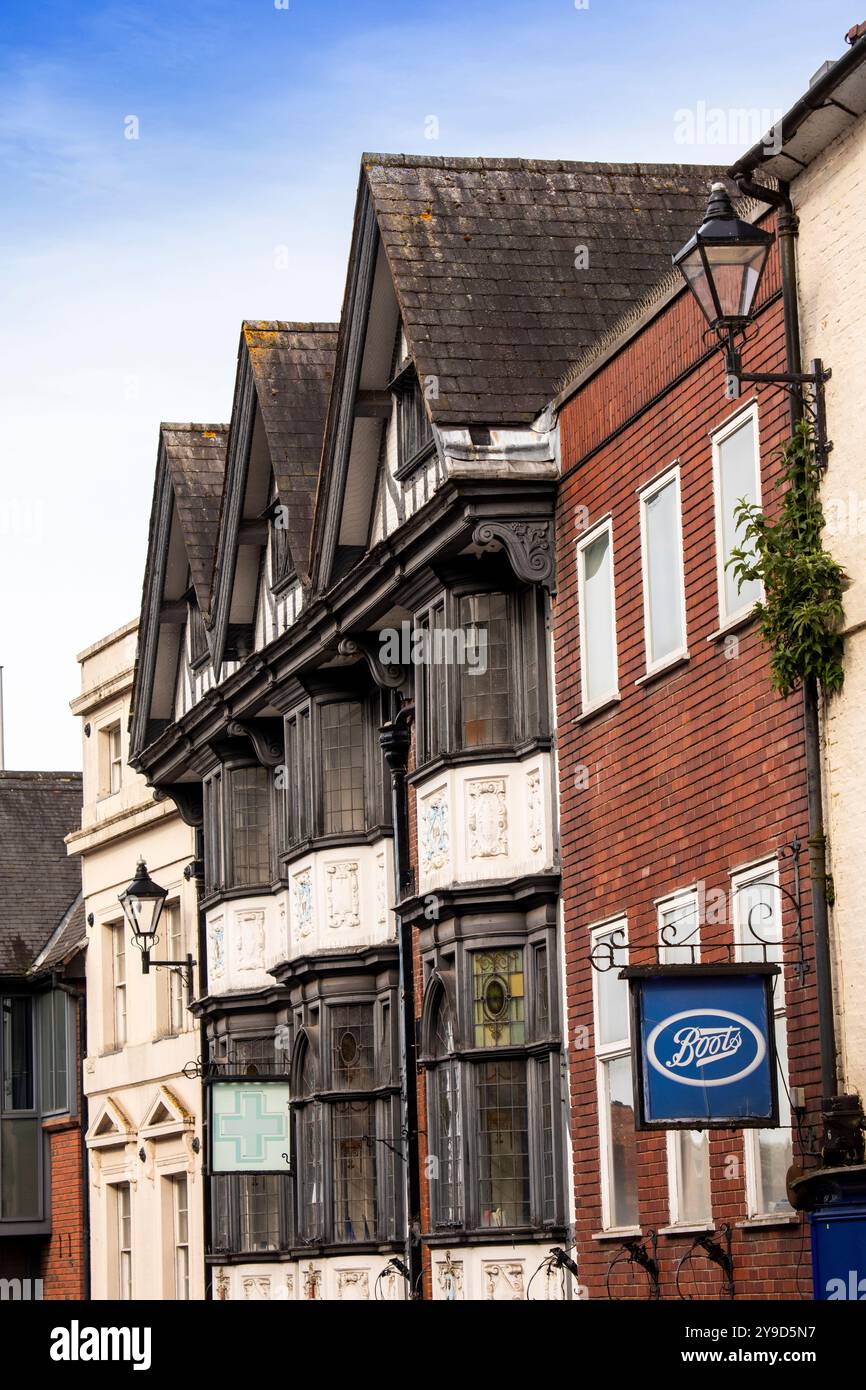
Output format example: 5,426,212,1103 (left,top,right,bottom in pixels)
606,1230,660,1300
142,950,196,1005
722,333,832,469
